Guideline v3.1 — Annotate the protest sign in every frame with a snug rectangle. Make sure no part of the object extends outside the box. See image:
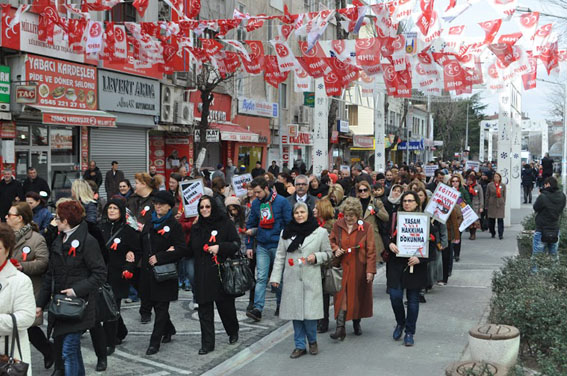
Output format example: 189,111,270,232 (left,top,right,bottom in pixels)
396,212,430,258
465,160,480,172
424,183,461,224
340,165,350,174
180,179,204,218
459,204,480,232
424,165,437,177
232,173,253,197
